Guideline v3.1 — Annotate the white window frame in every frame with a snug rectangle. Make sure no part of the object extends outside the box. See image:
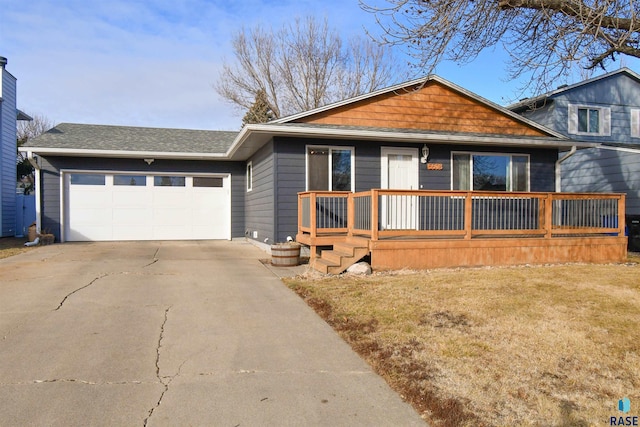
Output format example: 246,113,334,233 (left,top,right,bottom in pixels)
631,109,640,138
568,104,611,136
305,145,355,192
450,151,530,192
246,161,253,192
